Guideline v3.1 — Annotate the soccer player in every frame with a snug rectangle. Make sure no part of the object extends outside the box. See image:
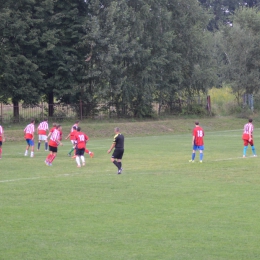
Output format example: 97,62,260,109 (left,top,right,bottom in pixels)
107,127,124,174
74,127,89,167
242,118,257,157
24,119,35,157
189,121,204,163
0,124,5,159
45,125,63,166
65,120,80,156
37,118,49,151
